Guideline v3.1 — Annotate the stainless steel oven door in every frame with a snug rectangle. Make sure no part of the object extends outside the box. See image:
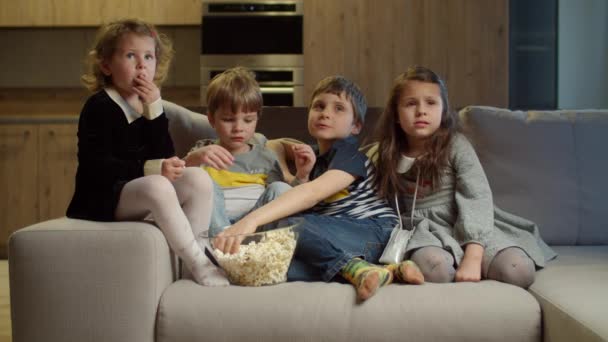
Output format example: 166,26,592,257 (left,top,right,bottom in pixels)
201,67,303,86
260,86,305,107
201,67,304,106
201,0,303,56
200,85,304,107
